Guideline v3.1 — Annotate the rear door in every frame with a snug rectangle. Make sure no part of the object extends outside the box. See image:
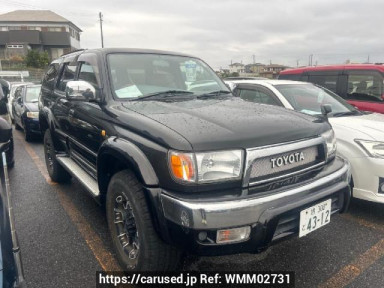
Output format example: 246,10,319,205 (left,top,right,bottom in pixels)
342,70,384,113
